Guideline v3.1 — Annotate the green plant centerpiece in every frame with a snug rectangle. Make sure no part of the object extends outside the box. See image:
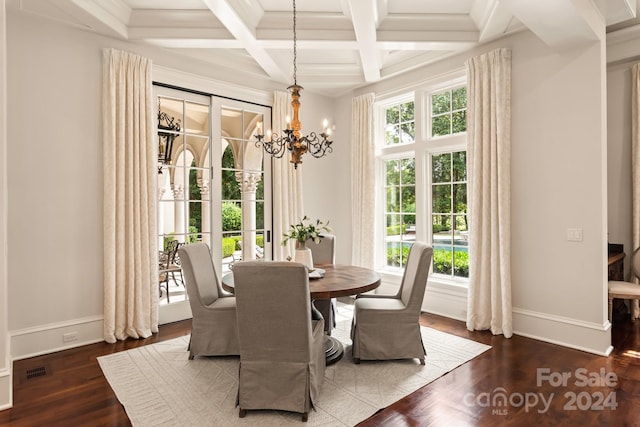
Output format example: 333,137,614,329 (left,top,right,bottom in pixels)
282,216,331,270
282,216,331,247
